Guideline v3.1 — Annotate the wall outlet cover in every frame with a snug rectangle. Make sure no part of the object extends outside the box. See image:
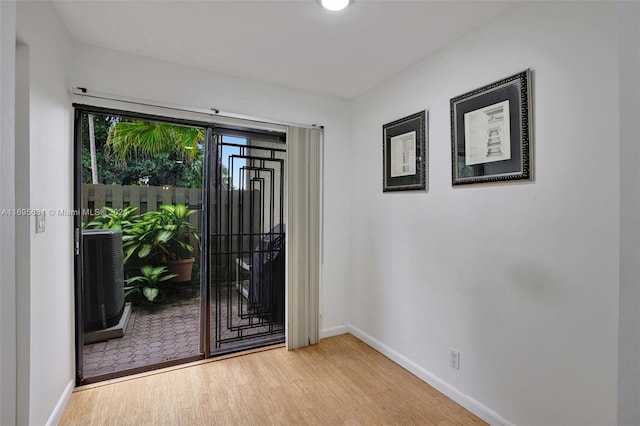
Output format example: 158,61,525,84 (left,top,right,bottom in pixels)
449,348,460,370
